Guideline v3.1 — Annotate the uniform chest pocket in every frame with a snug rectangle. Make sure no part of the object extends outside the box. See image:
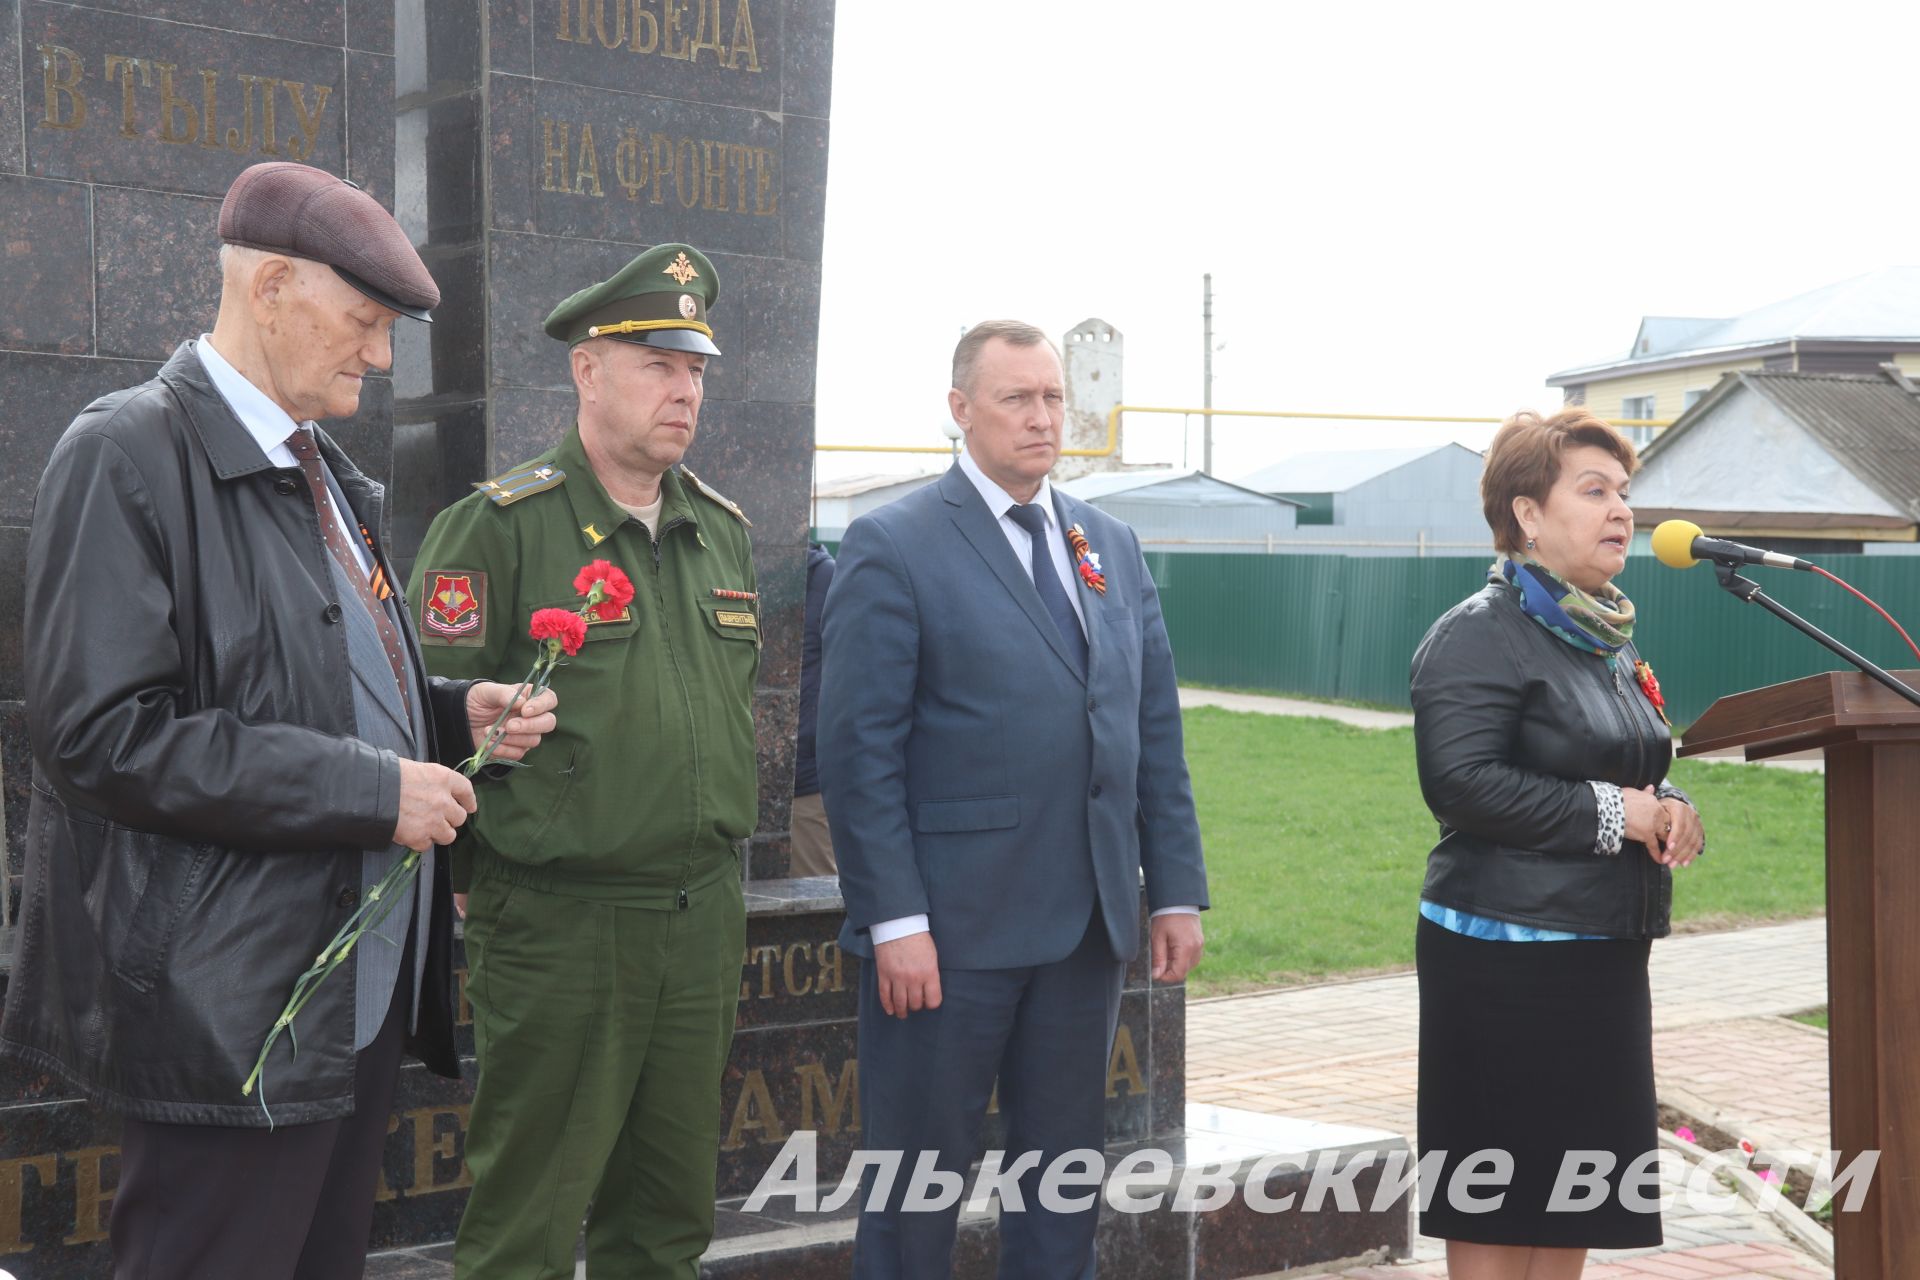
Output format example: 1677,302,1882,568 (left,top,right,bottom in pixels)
533,598,640,644
702,602,760,648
